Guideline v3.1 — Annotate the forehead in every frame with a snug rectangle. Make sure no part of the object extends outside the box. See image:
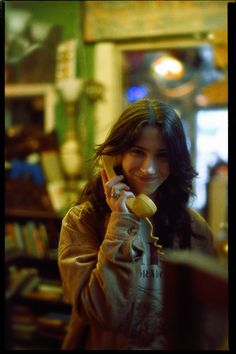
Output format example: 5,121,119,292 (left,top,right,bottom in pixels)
135,125,166,149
